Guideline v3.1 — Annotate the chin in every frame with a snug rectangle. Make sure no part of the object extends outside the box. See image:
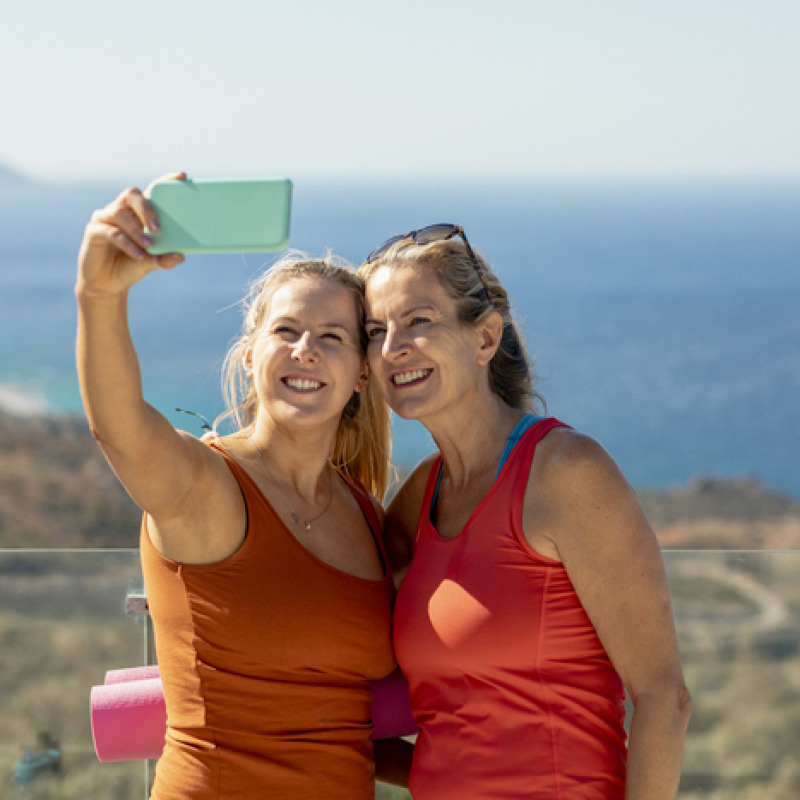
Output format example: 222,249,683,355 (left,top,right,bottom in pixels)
387,396,432,423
